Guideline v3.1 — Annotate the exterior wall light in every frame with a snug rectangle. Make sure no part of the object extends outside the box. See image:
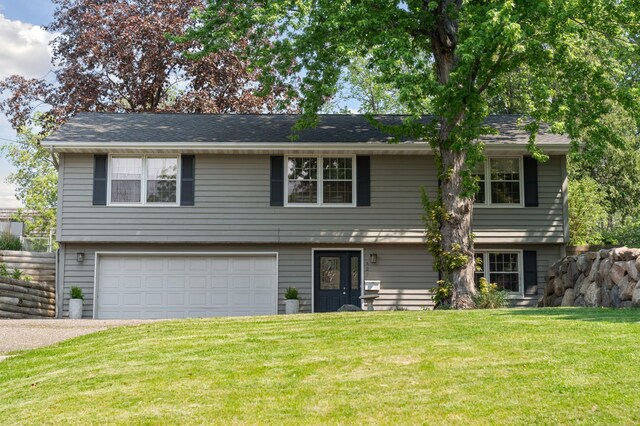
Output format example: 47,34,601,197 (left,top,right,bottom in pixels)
77,252,85,262
369,252,377,264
